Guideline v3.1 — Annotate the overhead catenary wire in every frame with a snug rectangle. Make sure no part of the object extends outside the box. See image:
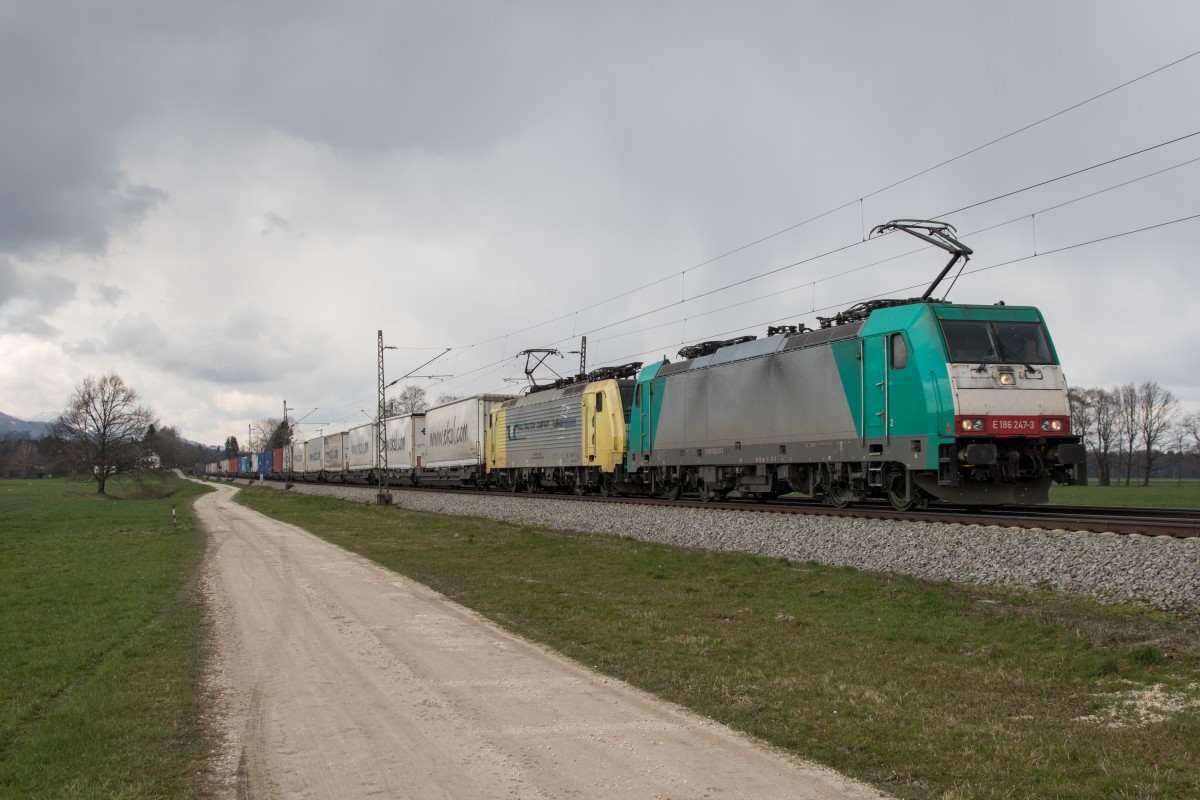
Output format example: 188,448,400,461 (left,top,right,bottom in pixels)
444,47,1200,356
330,55,1200,410
587,150,1200,350
427,124,1200,403
243,48,1200,439
933,129,1200,218
441,132,1200,380
421,199,1200,405
592,212,1200,371
863,47,1200,202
